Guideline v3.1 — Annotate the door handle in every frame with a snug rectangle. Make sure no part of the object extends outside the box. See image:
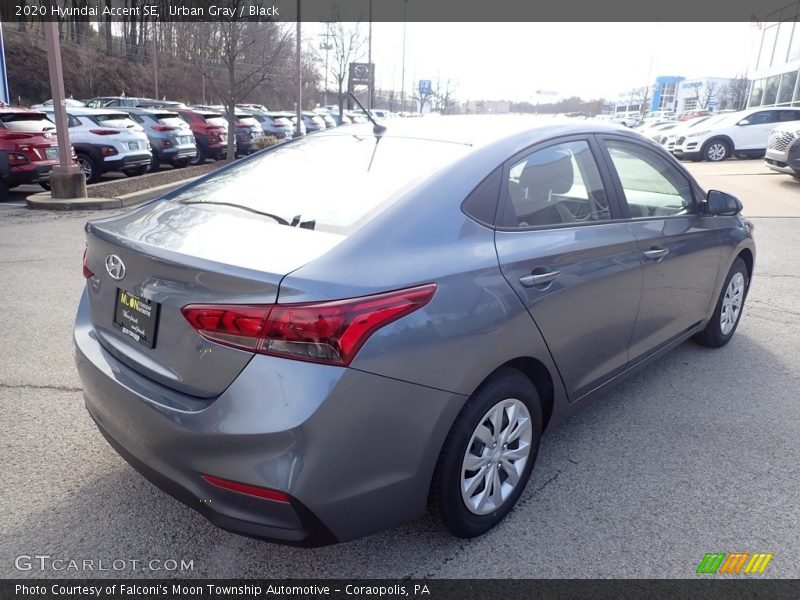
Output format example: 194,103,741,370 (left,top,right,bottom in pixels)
520,271,561,288
643,248,669,260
